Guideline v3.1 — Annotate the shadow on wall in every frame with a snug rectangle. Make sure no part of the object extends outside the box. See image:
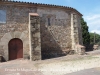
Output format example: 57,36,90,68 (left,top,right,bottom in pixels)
40,18,71,60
